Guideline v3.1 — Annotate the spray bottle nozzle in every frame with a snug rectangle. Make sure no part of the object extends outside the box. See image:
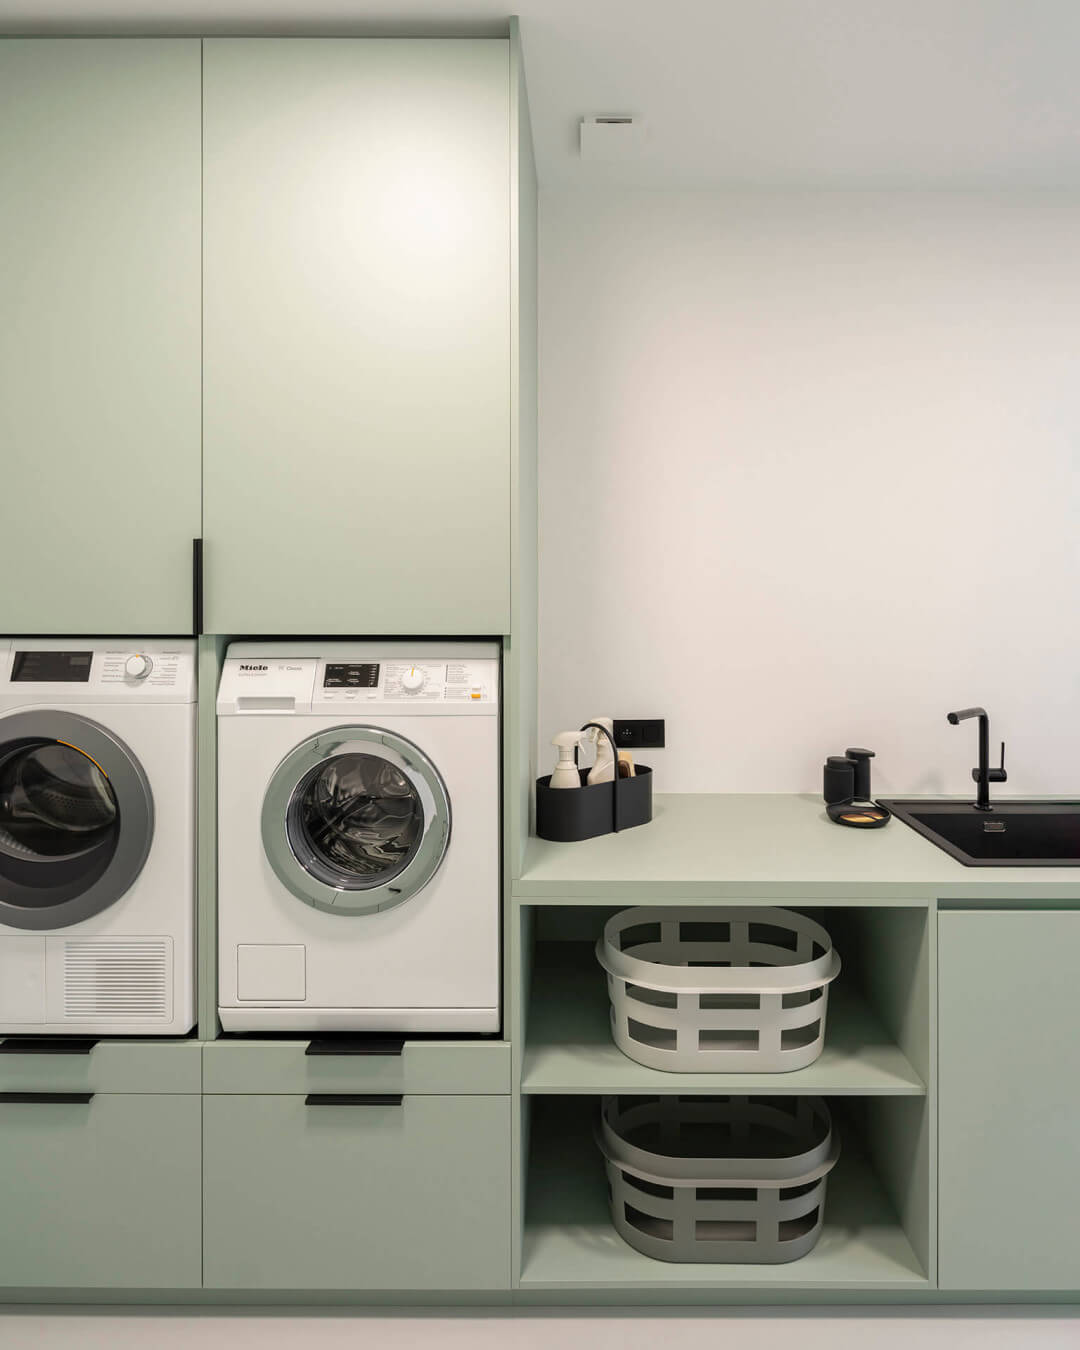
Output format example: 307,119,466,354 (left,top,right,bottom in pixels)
549,731,587,790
